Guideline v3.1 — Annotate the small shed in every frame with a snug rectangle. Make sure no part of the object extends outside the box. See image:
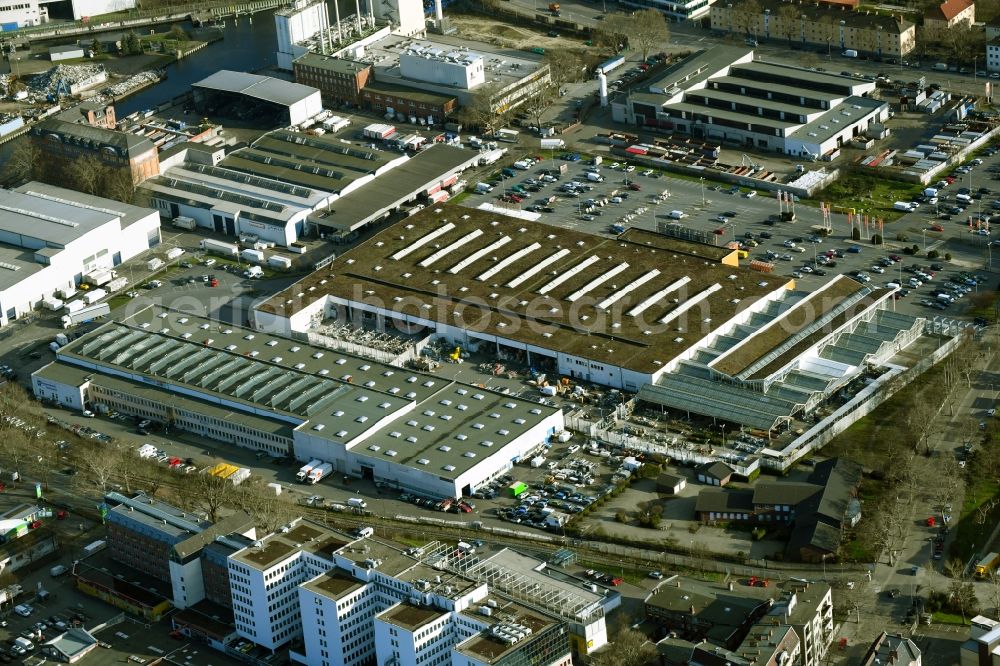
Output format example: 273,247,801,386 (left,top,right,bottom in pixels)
696,461,734,487
656,472,687,495
49,45,85,62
